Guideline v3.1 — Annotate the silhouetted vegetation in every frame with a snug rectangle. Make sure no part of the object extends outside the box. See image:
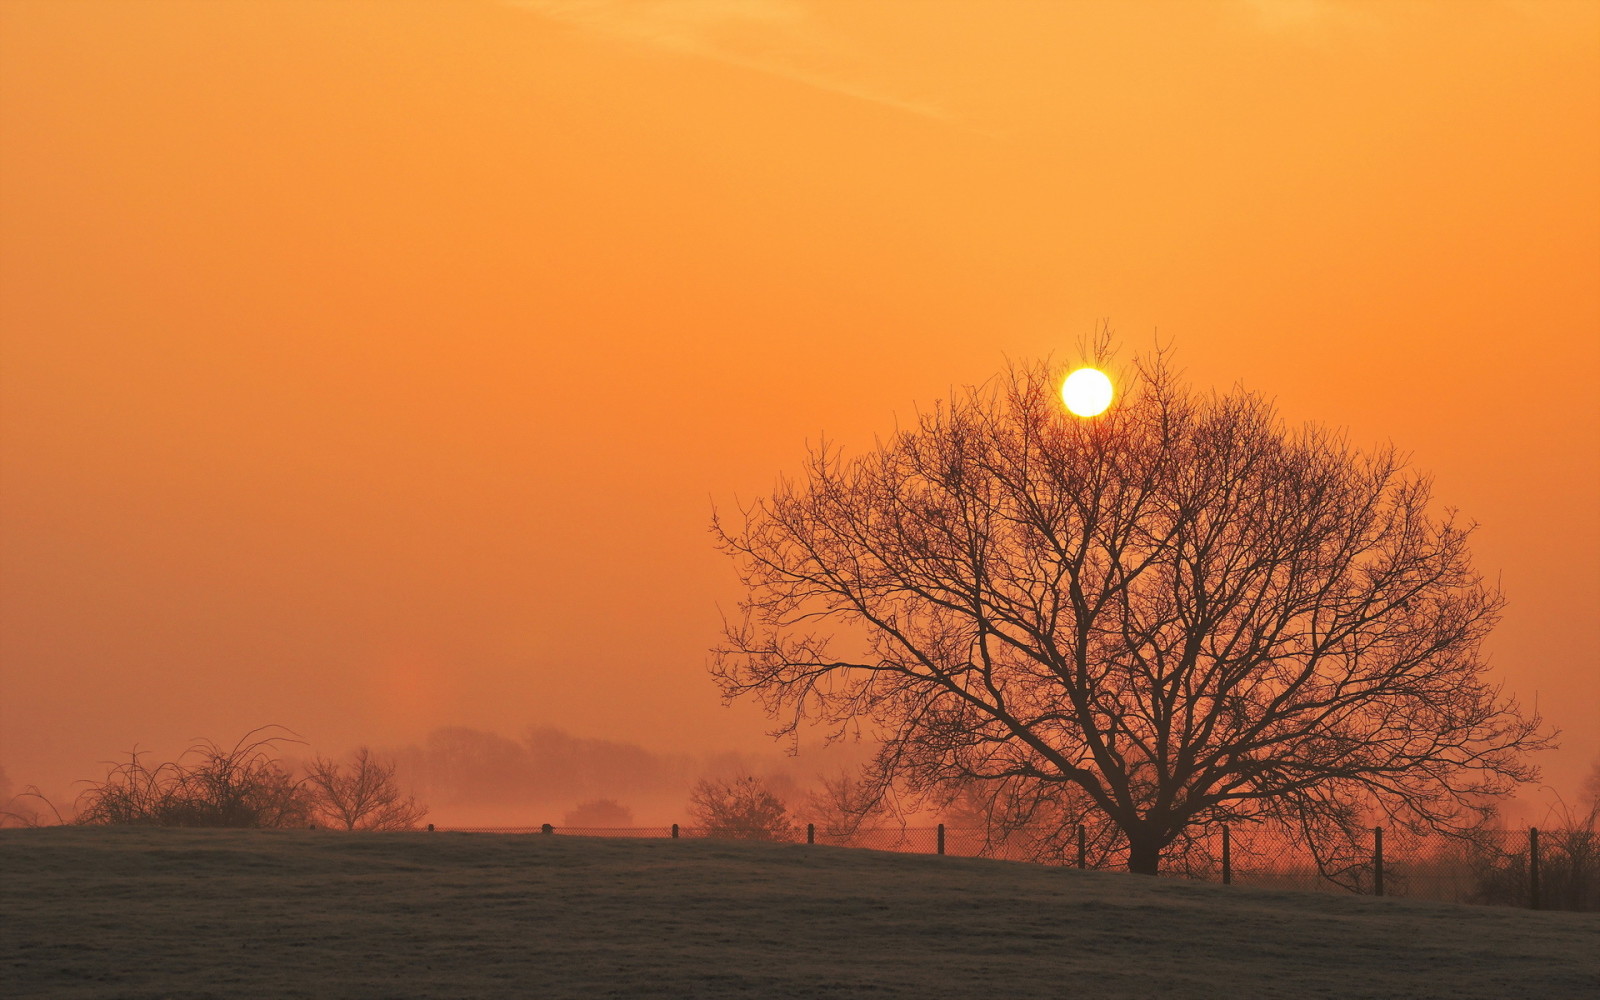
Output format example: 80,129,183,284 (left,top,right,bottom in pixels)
0,765,66,828
714,342,1552,875
303,746,428,831
1470,761,1599,911
1468,831,1597,911
73,727,425,831
688,776,793,841
76,728,311,828
803,770,890,844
